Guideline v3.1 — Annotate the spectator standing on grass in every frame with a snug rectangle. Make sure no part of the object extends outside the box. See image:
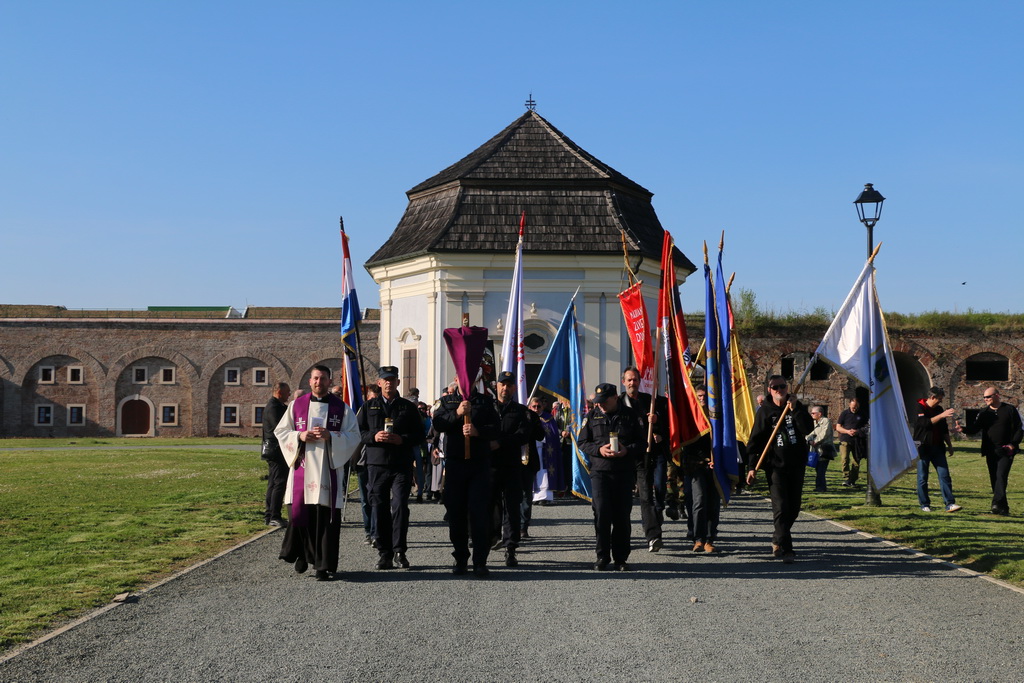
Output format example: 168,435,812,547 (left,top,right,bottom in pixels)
914,387,962,513
261,381,291,527
836,398,868,487
958,387,1023,516
806,406,835,493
